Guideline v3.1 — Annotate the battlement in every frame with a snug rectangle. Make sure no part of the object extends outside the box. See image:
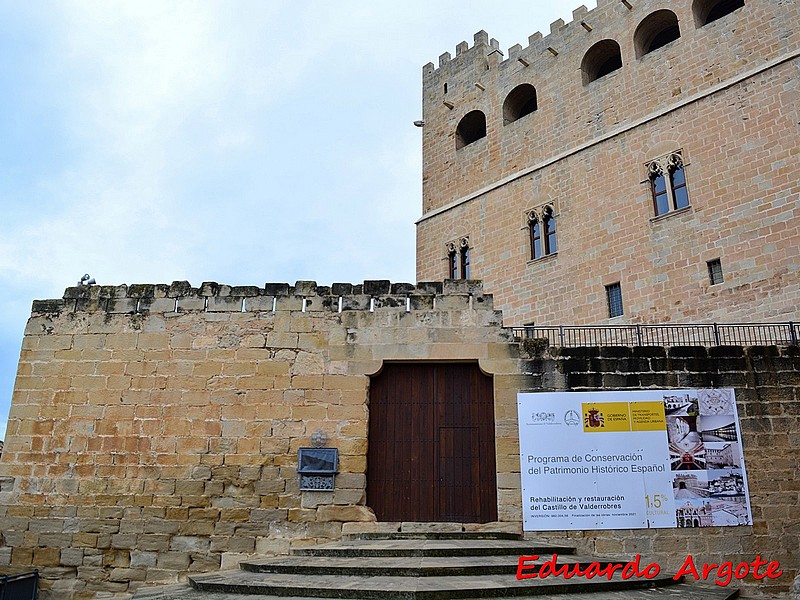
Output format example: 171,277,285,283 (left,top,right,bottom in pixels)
421,0,794,90
31,280,495,316
424,1,633,77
